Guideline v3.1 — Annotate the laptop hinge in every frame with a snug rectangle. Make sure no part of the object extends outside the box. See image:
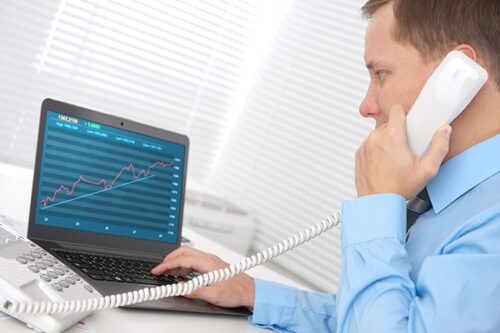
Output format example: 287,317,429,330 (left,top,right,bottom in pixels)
39,240,164,261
